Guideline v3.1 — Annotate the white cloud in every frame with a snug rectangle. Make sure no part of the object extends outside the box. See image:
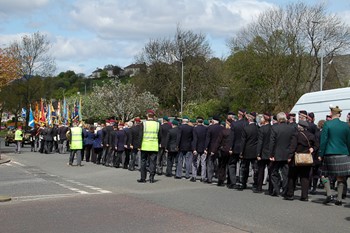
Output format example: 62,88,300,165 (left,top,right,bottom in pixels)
69,0,275,40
